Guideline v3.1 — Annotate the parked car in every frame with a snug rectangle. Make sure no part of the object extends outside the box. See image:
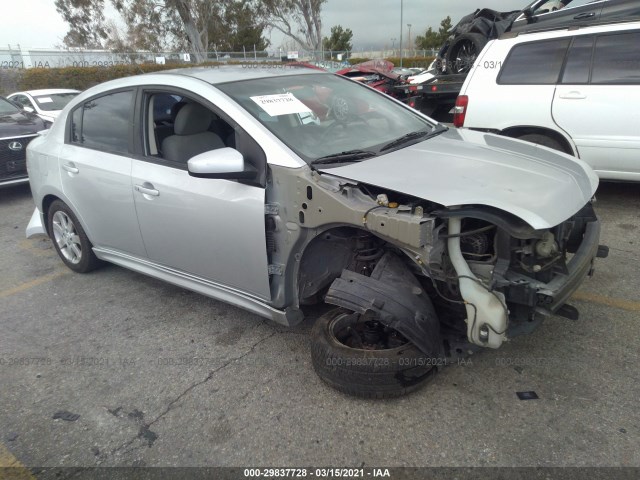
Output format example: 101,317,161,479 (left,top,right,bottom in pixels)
440,0,640,74
455,21,640,181
407,1,640,122
8,89,80,124
336,60,408,99
0,96,48,188
26,67,606,397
